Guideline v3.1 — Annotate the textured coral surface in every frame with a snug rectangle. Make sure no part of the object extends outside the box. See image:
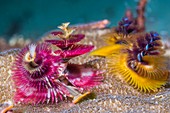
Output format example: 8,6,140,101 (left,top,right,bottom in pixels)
0,28,170,113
